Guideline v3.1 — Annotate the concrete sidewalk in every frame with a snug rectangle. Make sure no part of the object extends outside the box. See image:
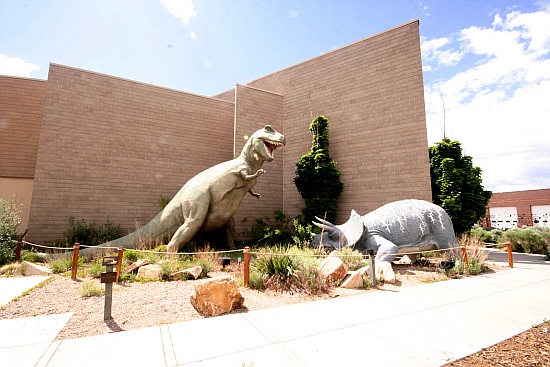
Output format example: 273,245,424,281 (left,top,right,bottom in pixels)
1,252,549,367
